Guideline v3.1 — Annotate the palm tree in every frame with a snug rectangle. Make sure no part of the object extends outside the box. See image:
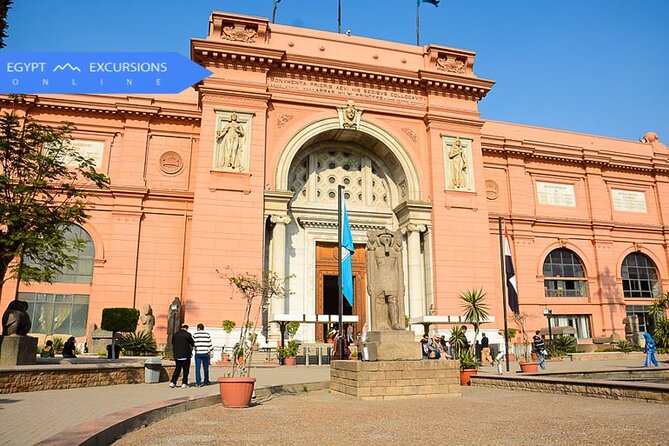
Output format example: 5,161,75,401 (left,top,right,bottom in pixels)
459,288,490,354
